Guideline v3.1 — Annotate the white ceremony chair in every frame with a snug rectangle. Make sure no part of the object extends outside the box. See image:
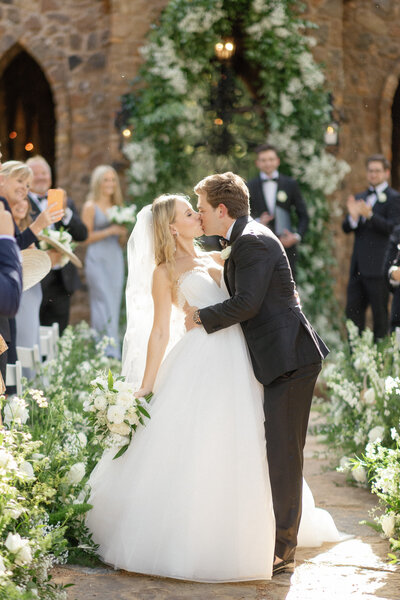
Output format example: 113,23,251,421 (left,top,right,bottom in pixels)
40,323,59,360
16,344,41,374
5,361,23,397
